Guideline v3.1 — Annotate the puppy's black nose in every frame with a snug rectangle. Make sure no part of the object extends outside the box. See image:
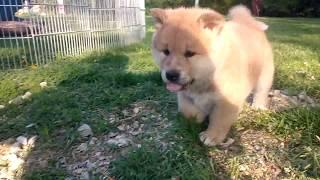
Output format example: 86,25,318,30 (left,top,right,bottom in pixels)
166,70,180,82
